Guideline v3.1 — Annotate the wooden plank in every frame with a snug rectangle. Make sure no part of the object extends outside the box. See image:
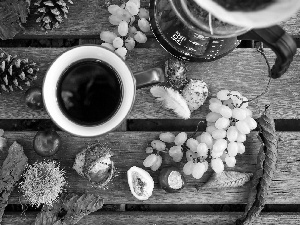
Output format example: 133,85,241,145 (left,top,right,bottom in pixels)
1,131,300,204
16,0,300,37
0,48,300,119
3,212,300,225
